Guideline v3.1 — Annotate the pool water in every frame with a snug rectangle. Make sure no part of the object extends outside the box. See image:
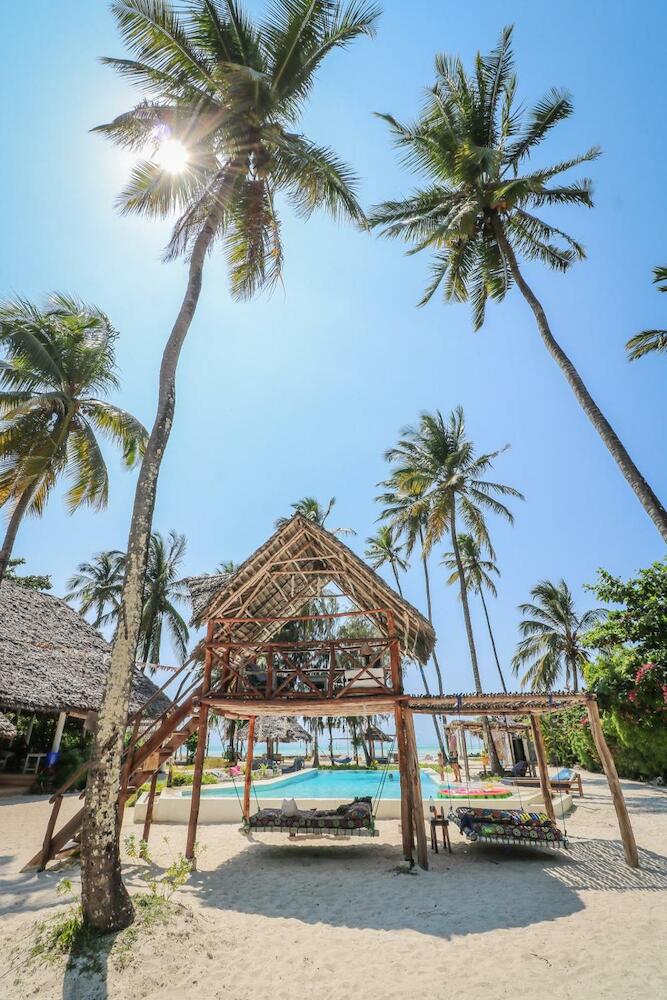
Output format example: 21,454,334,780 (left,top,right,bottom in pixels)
185,767,441,800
